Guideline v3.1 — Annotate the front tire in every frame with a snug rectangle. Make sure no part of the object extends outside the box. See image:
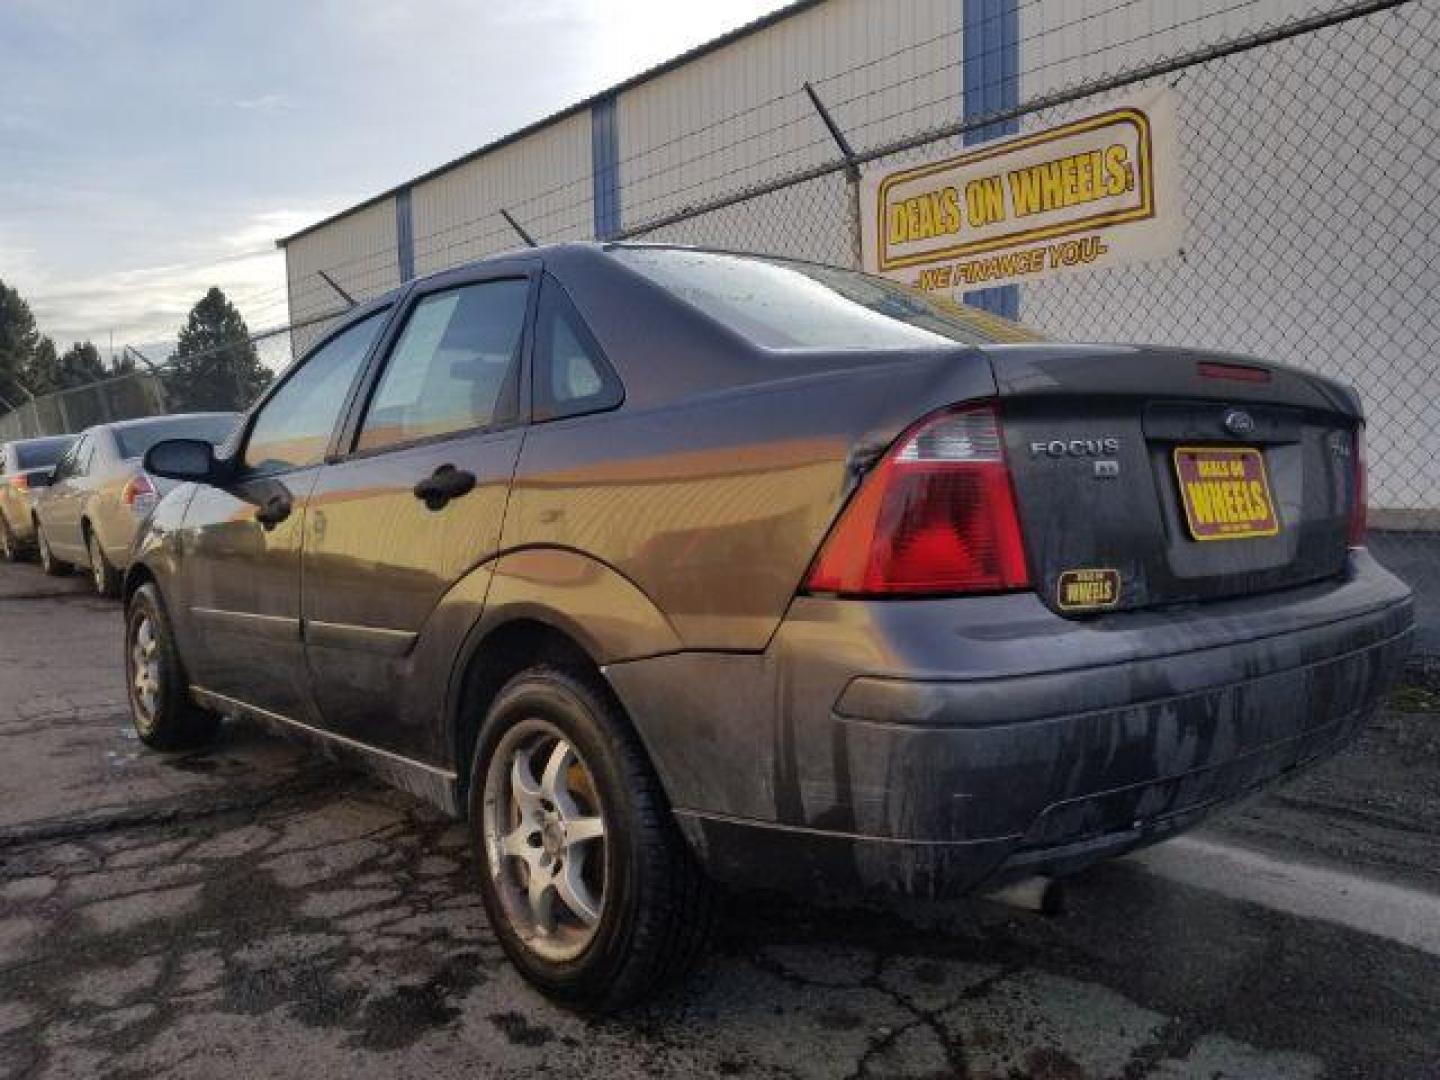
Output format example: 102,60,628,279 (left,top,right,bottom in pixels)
0,518,20,563
125,582,218,750
469,666,716,1012
35,522,69,576
86,528,121,598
